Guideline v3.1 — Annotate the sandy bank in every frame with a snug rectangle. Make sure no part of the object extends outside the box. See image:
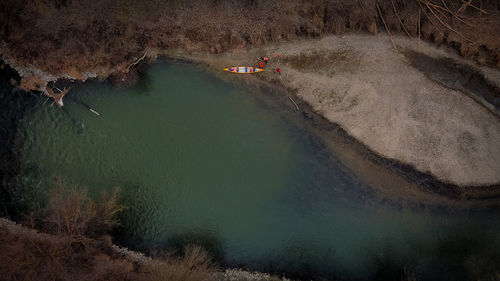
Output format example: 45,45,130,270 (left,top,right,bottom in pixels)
180,34,500,187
